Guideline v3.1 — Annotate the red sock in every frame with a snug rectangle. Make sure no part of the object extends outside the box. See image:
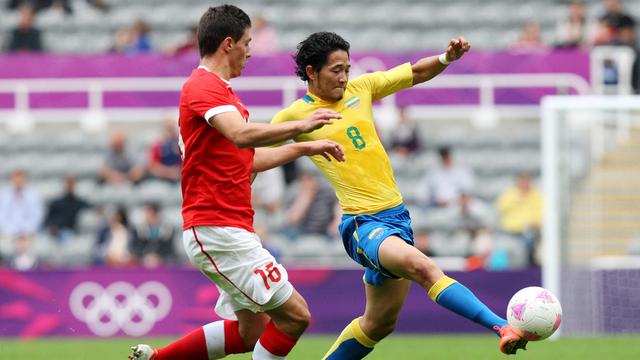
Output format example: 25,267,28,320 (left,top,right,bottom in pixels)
224,320,246,354
157,327,208,360
257,321,298,357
